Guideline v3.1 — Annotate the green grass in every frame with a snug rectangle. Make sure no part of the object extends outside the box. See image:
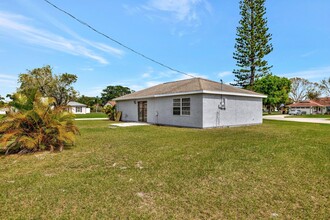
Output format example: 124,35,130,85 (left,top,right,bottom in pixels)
0,115,5,120
286,114,330,118
0,120,329,219
74,112,108,118
262,111,283,116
